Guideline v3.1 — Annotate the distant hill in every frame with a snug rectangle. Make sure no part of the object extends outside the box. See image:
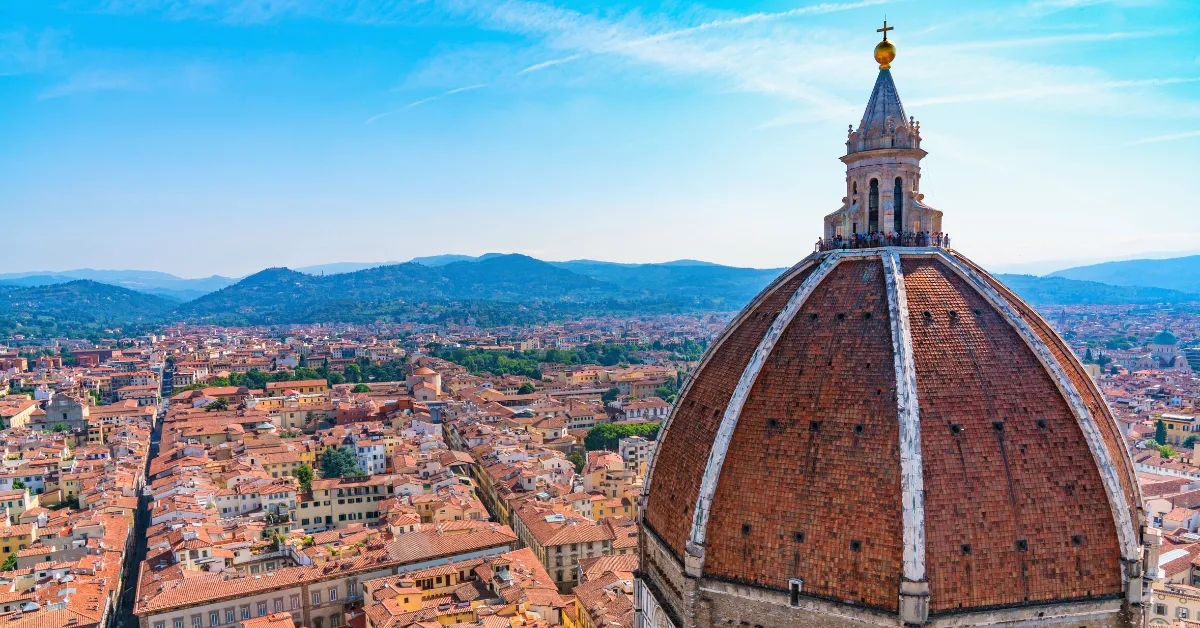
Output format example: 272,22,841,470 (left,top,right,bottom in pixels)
1049,255,1200,294
295,261,402,275
0,280,176,337
553,259,785,305
177,254,615,324
409,253,505,267
0,275,76,287
994,274,1199,305
0,269,235,302
7,255,1200,335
